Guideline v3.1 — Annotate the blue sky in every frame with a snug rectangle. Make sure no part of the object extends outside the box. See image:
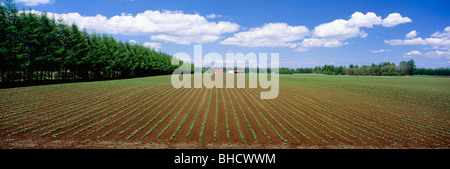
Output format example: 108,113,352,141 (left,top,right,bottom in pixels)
12,0,450,68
